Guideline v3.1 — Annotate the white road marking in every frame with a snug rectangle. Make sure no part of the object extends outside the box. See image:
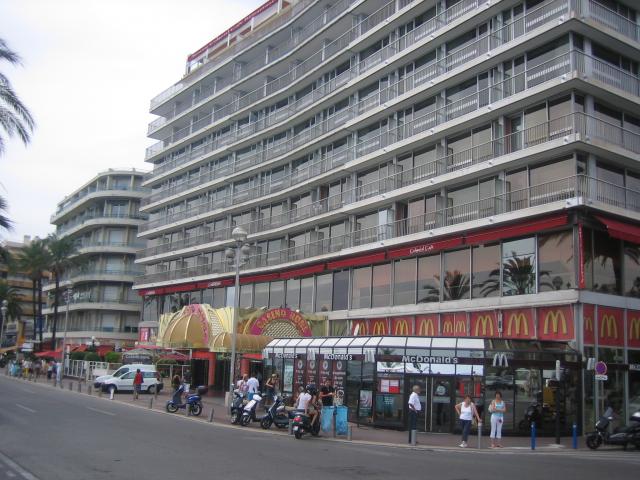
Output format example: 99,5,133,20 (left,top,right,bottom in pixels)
86,406,115,416
15,404,36,413
0,450,39,480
